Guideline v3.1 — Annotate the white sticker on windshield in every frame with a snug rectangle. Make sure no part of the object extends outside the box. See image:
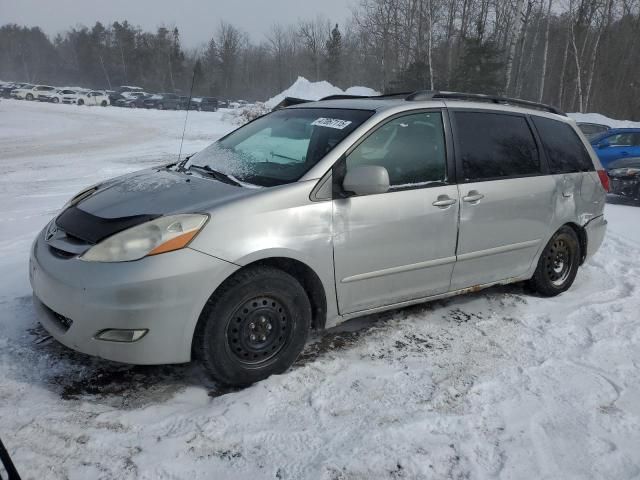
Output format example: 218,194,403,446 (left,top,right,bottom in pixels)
311,117,353,130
